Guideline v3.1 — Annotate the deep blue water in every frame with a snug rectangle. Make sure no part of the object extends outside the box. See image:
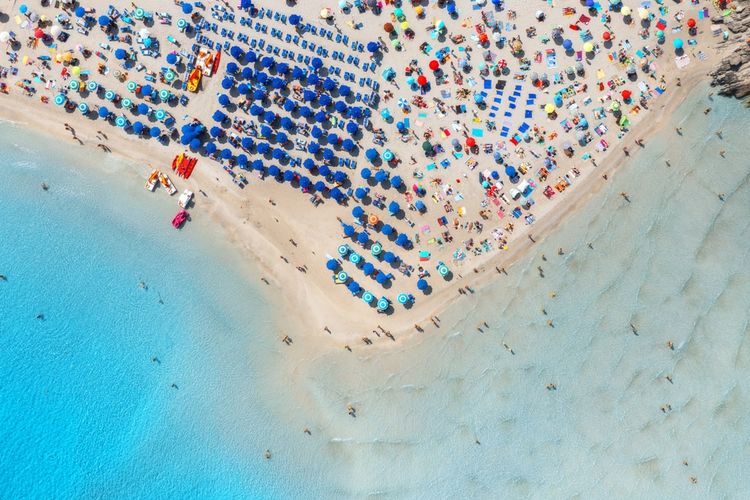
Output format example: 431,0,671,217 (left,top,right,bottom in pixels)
0,124,303,498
